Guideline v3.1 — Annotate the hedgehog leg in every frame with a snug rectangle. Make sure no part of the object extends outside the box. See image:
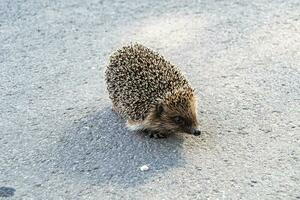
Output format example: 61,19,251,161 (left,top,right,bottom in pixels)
149,131,167,139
